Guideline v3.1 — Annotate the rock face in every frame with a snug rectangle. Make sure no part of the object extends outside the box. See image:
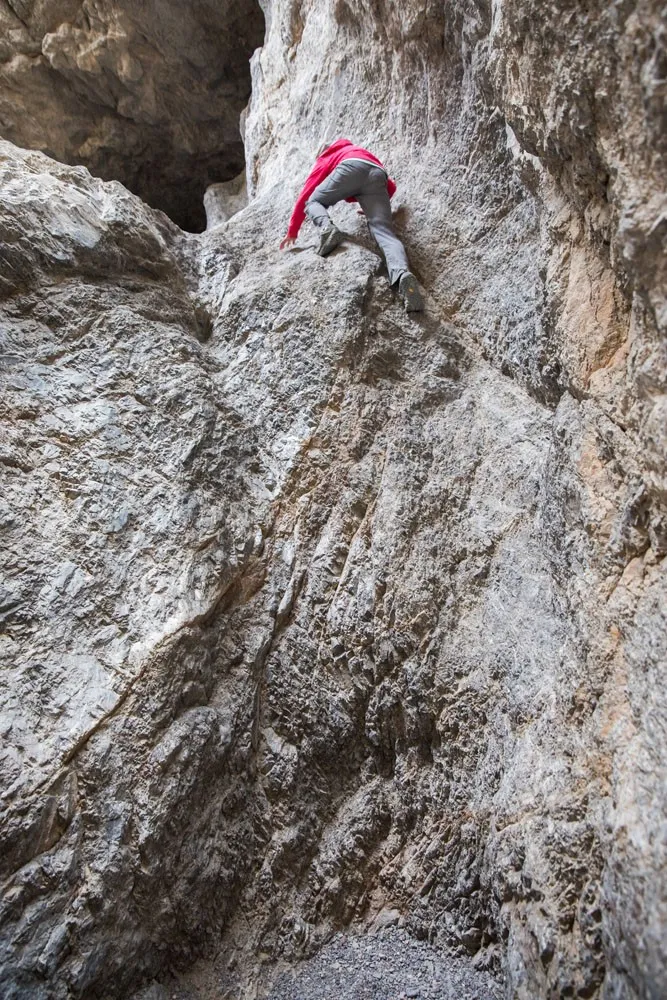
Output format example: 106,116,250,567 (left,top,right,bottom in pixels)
0,2,665,1000
0,0,265,230
204,171,248,230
